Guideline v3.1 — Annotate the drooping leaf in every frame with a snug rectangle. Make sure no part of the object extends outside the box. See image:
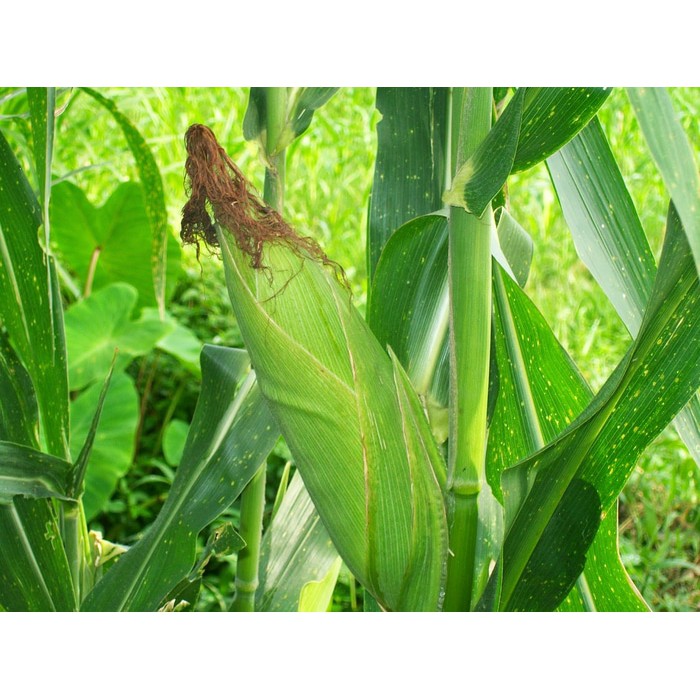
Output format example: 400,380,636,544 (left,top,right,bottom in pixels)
69,371,138,520
495,208,533,287
285,88,338,146
628,87,700,276
79,88,171,318
0,128,69,459
50,181,181,308
63,282,174,390
367,87,449,282
0,441,73,503
298,557,343,612
257,471,340,612
548,116,700,469
219,232,449,612
512,87,613,172
496,204,700,611
444,88,526,216
81,346,278,611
